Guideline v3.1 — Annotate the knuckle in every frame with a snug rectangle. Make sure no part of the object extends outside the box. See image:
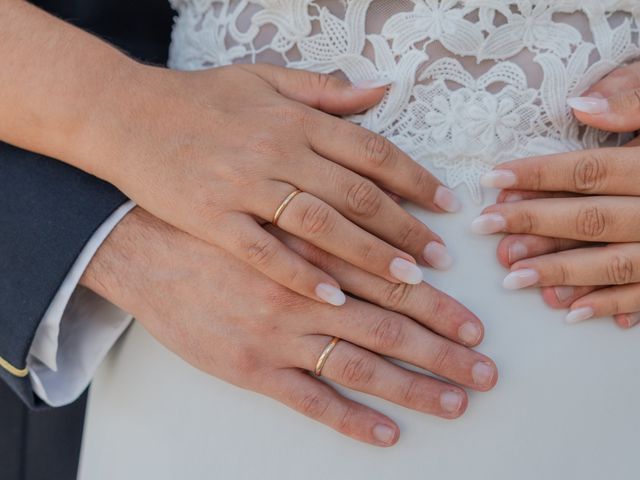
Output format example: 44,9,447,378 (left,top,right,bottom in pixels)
345,180,383,218
357,240,377,264
337,404,358,434
608,255,634,285
400,377,423,406
518,209,537,234
298,392,331,420
412,167,434,193
246,135,286,158
610,87,640,114
313,72,333,91
300,202,335,236
573,155,606,192
397,221,423,249
430,342,455,372
382,282,413,310
555,262,570,285
362,133,396,169
576,205,607,239
246,237,278,267
340,354,376,386
369,316,406,351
